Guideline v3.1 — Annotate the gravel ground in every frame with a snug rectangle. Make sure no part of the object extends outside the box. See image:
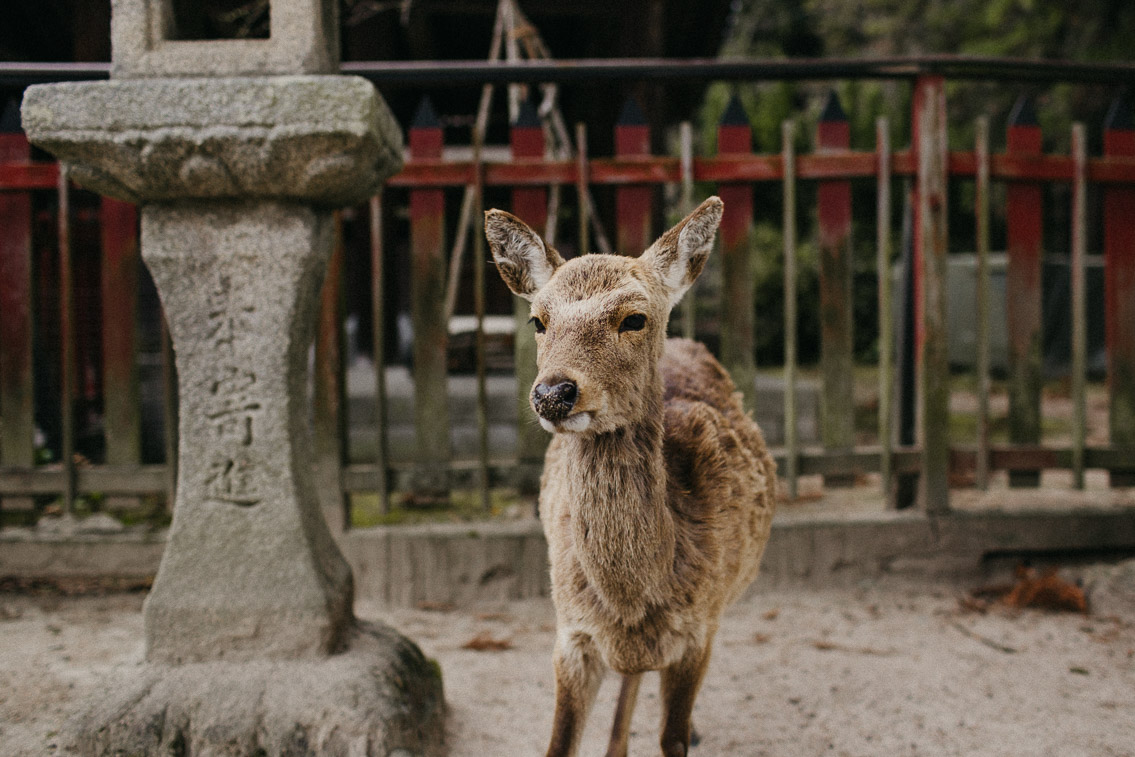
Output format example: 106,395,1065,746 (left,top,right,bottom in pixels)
2,567,1134,757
